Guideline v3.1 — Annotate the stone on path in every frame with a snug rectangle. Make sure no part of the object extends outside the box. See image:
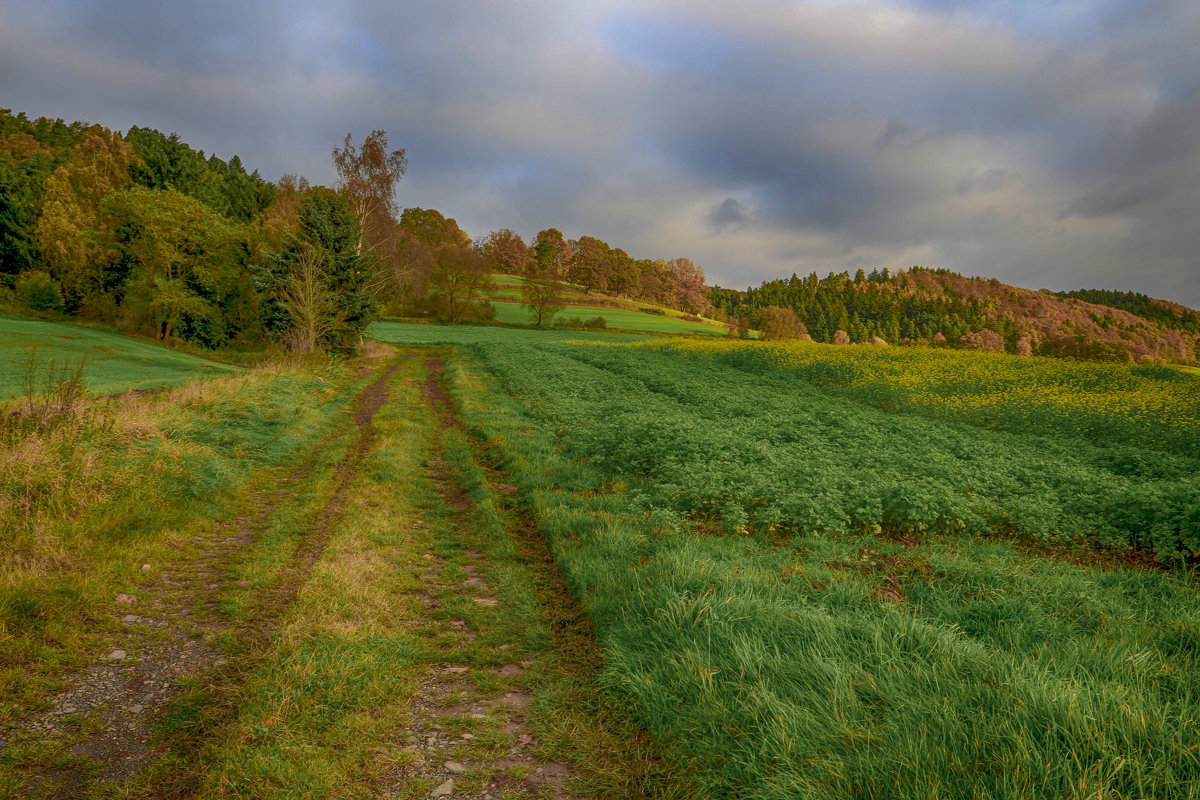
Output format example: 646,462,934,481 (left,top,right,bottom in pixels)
431,778,455,797
445,761,466,774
